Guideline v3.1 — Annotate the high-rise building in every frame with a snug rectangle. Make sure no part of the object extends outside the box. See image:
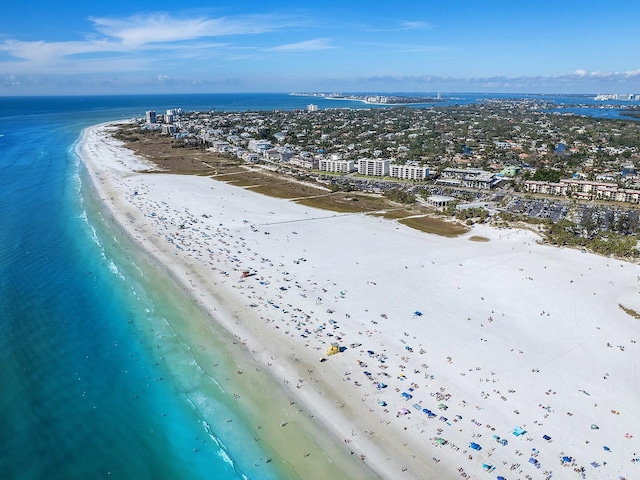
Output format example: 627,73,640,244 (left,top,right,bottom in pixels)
145,110,157,124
